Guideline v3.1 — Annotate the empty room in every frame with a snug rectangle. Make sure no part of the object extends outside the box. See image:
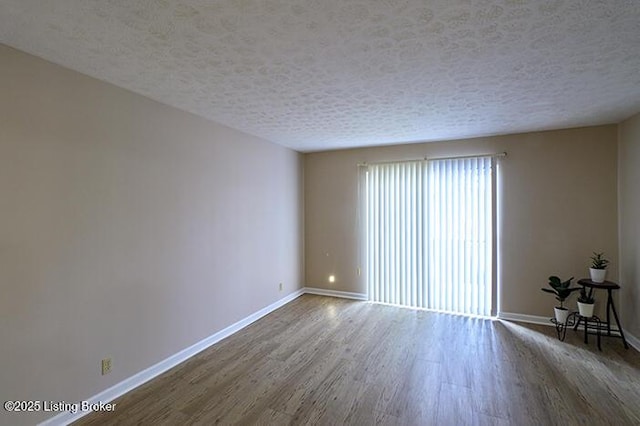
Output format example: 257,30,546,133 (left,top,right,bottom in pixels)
2,1,640,425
